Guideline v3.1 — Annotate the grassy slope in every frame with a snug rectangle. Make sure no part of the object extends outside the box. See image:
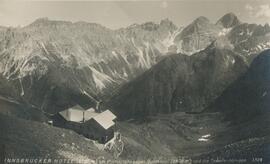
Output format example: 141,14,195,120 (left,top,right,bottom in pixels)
0,114,111,161
0,97,269,162
0,97,47,122
0,110,269,163
118,112,228,159
118,112,270,162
